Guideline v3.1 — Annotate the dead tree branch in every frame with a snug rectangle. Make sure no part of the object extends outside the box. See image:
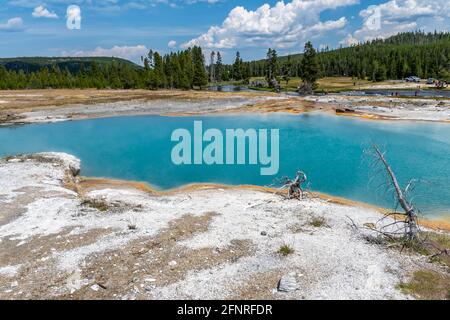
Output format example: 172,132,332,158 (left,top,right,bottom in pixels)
272,171,308,200
372,144,419,241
